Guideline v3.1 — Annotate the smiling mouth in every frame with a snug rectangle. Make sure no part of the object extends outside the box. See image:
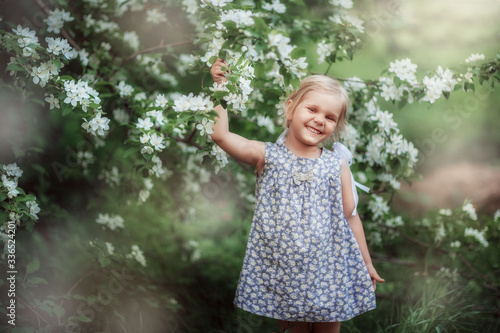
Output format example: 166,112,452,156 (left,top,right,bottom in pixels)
306,126,322,135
